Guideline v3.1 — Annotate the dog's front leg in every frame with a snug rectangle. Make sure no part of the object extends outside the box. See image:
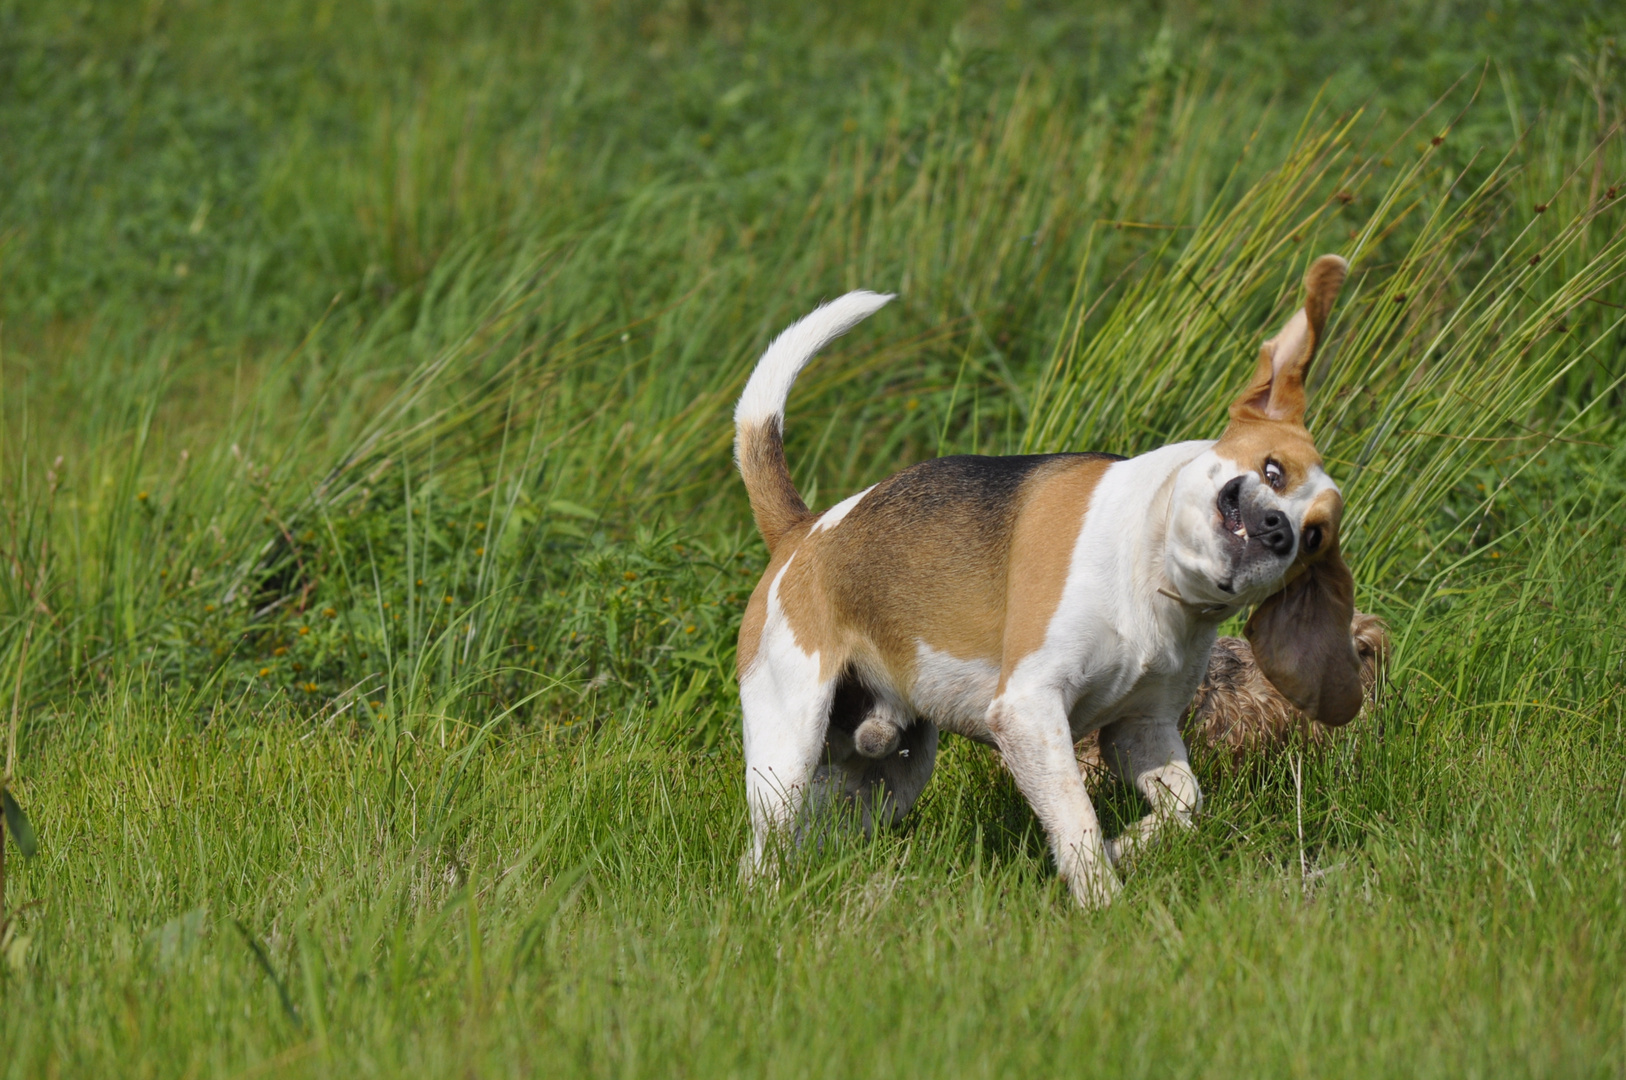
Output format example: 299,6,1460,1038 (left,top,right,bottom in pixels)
988,690,1119,907
1097,716,1202,866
